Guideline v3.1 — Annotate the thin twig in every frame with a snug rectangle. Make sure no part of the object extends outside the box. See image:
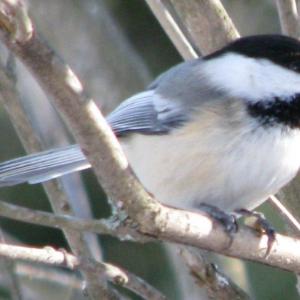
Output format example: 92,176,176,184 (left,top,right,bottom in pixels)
145,0,199,59
0,199,148,241
0,259,22,300
16,263,82,290
0,242,166,300
269,195,300,234
276,0,300,38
